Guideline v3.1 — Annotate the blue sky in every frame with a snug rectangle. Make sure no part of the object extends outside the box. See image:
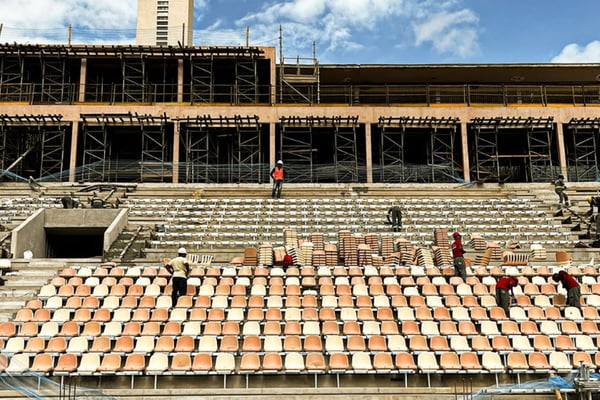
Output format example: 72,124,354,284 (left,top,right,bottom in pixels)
1,0,600,64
